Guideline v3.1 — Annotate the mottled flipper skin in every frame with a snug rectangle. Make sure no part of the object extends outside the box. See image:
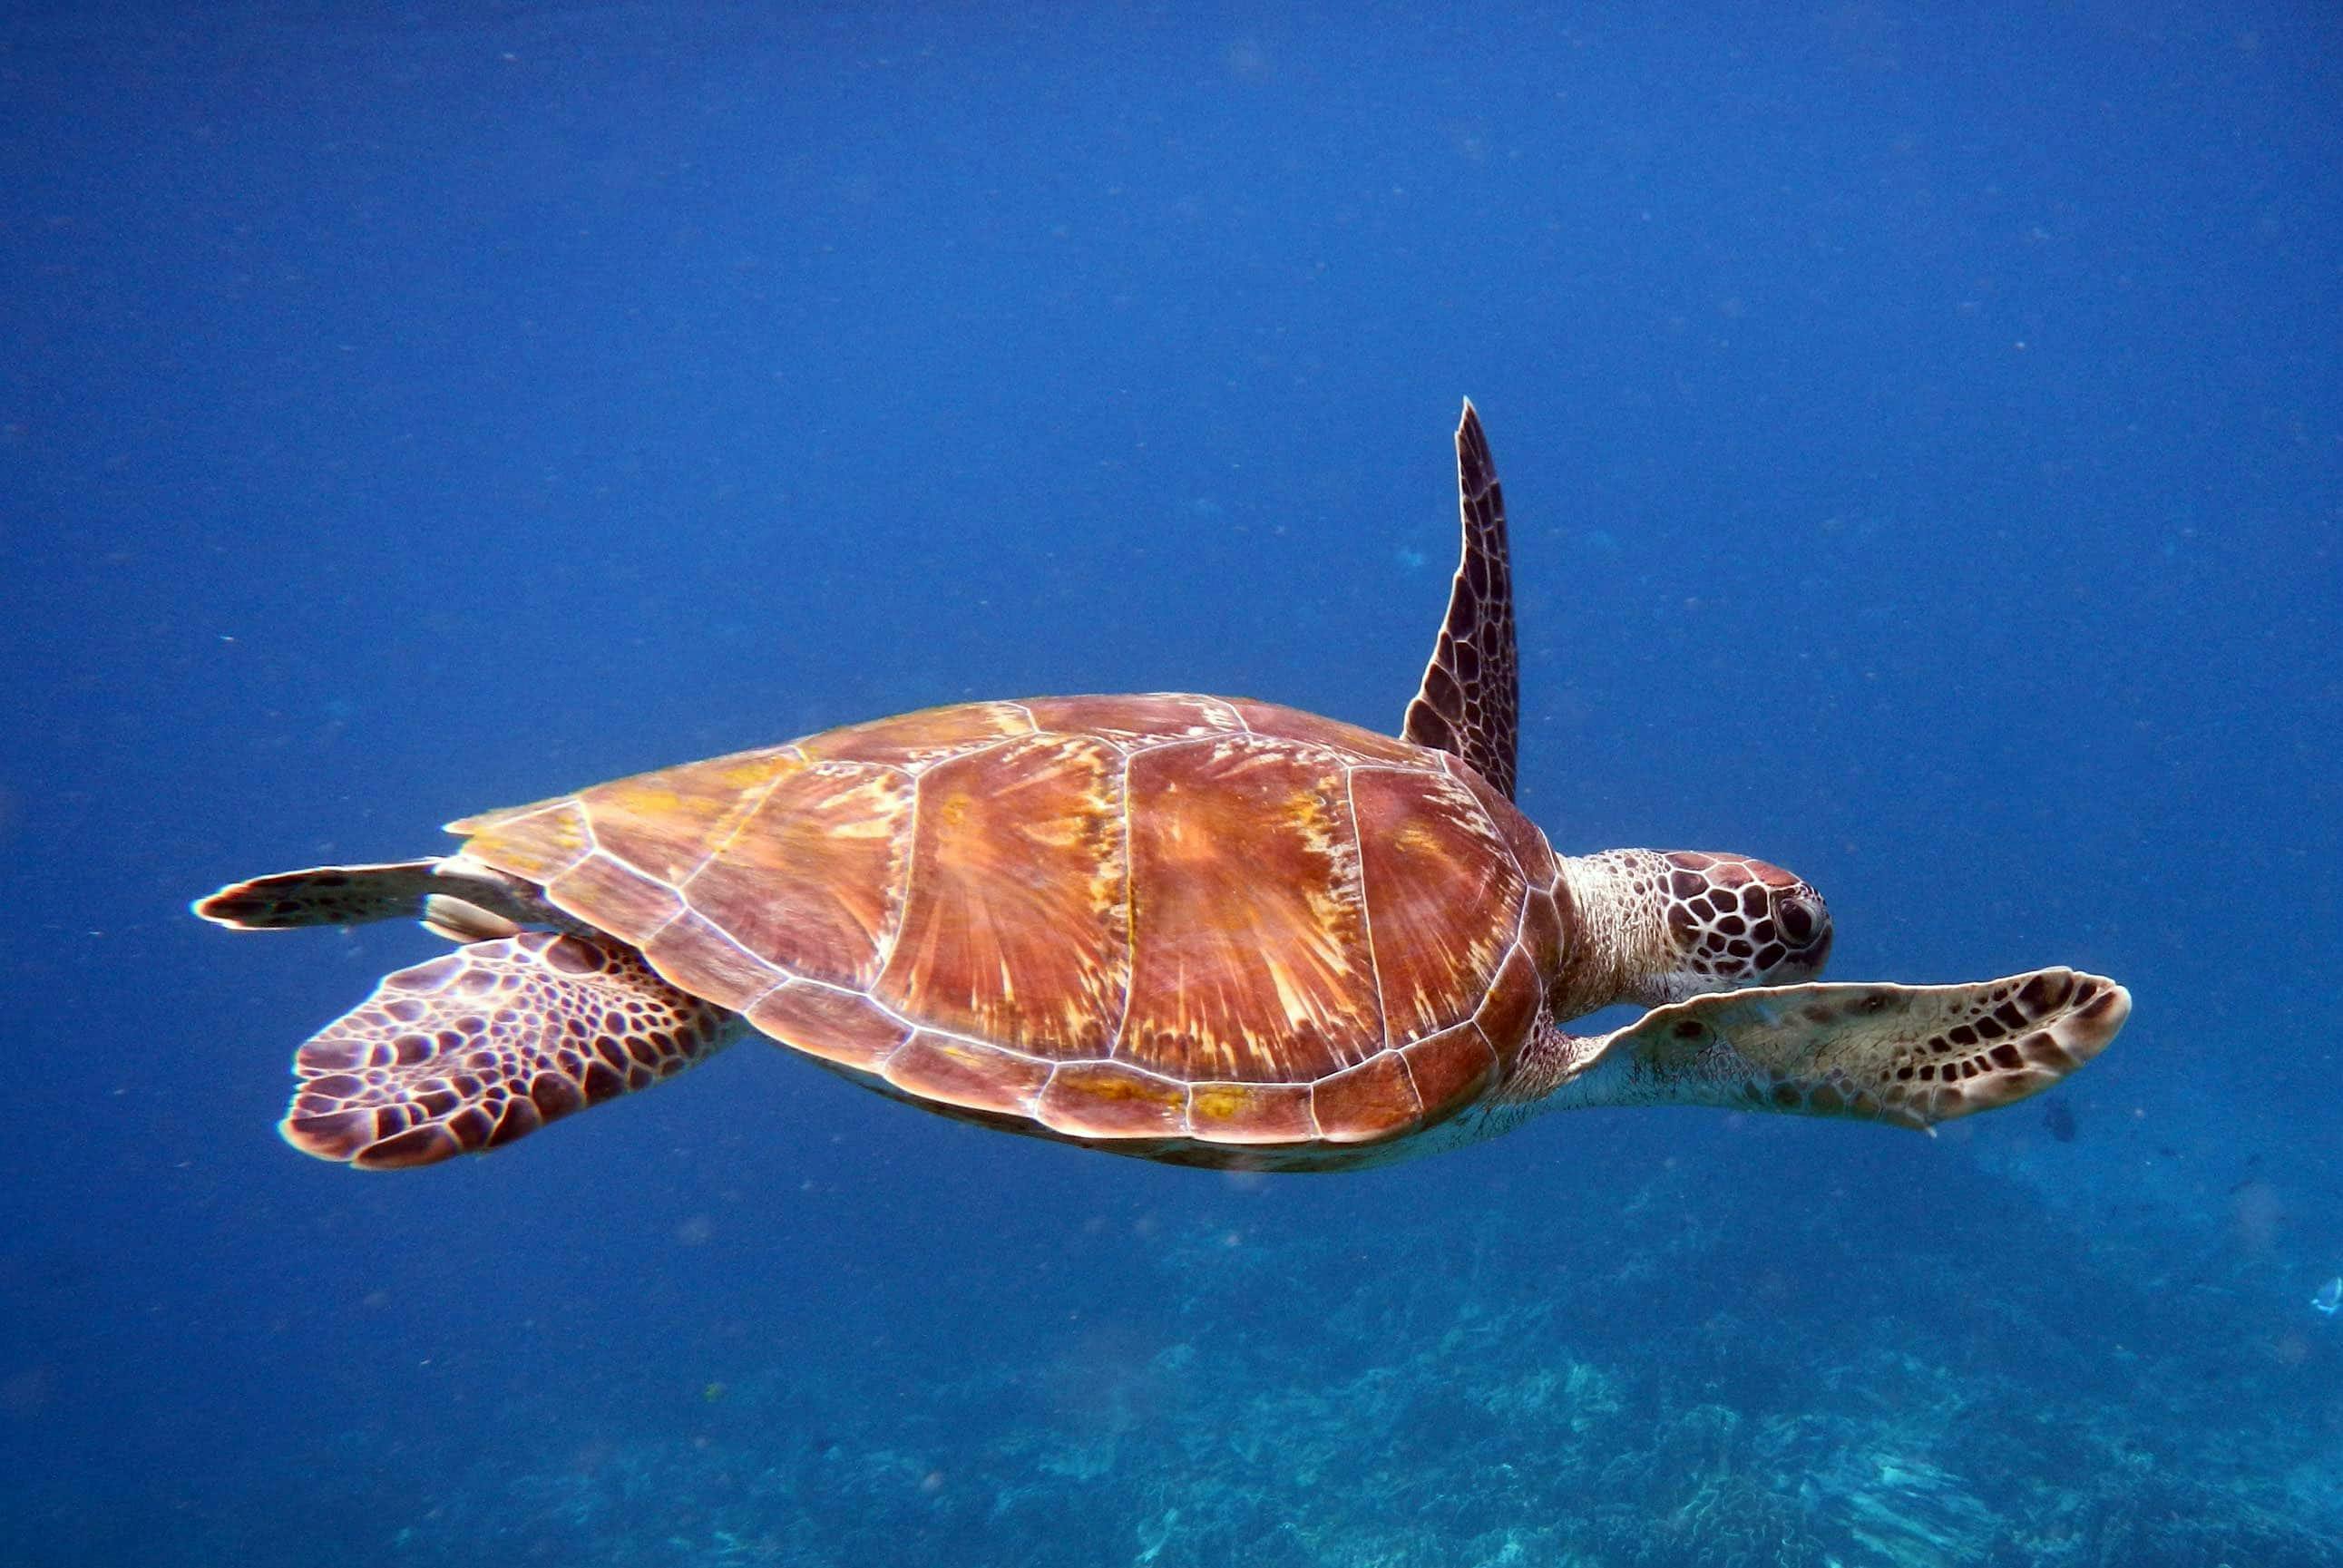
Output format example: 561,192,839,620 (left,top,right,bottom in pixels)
1403,401,1519,798
279,932,737,1168
1548,968,2129,1129
195,858,550,937
196,861,450,929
